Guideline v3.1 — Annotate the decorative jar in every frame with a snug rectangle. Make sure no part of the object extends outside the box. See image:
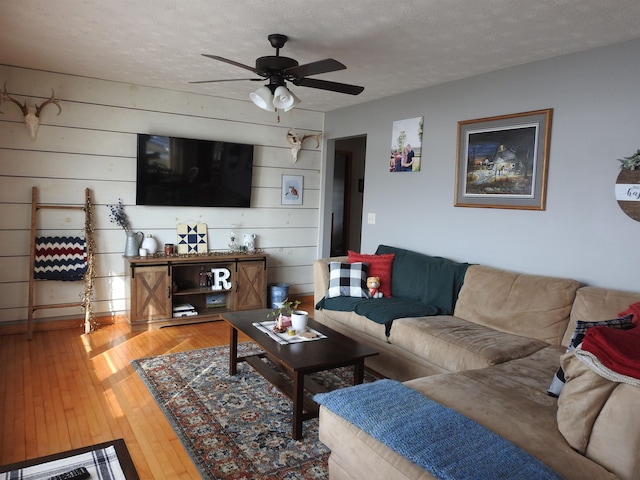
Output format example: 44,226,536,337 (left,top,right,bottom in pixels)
141,234,158,254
